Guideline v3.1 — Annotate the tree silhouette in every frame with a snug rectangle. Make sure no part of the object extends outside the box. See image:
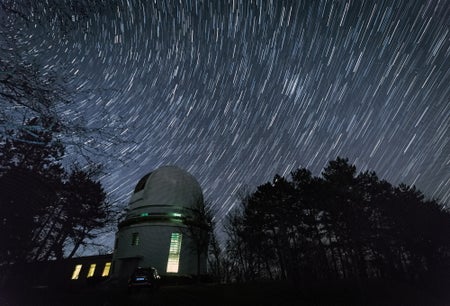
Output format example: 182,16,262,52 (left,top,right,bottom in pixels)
224,157,450,286
0,3,130,163
182,199,213,277
0,118,112,264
